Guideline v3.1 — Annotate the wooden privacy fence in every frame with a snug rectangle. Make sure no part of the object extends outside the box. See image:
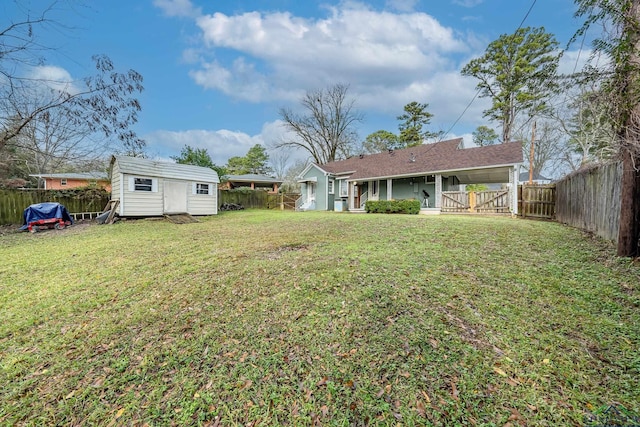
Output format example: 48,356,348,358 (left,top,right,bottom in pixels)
0,189,110,225
441,190,510,213
218,191,300,210
518,185,556,219
555,162,622,242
